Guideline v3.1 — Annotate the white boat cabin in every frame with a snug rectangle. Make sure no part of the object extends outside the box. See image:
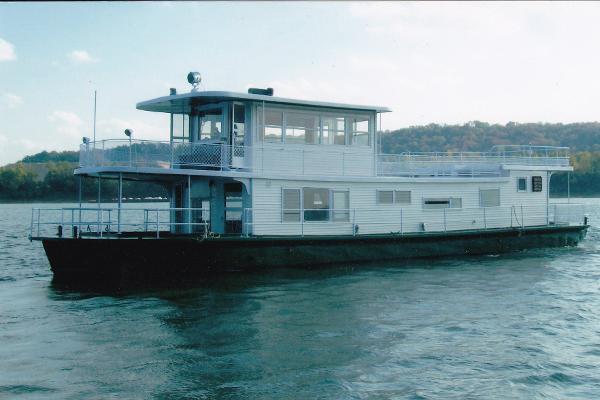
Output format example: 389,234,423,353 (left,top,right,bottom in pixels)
67,80,582,238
